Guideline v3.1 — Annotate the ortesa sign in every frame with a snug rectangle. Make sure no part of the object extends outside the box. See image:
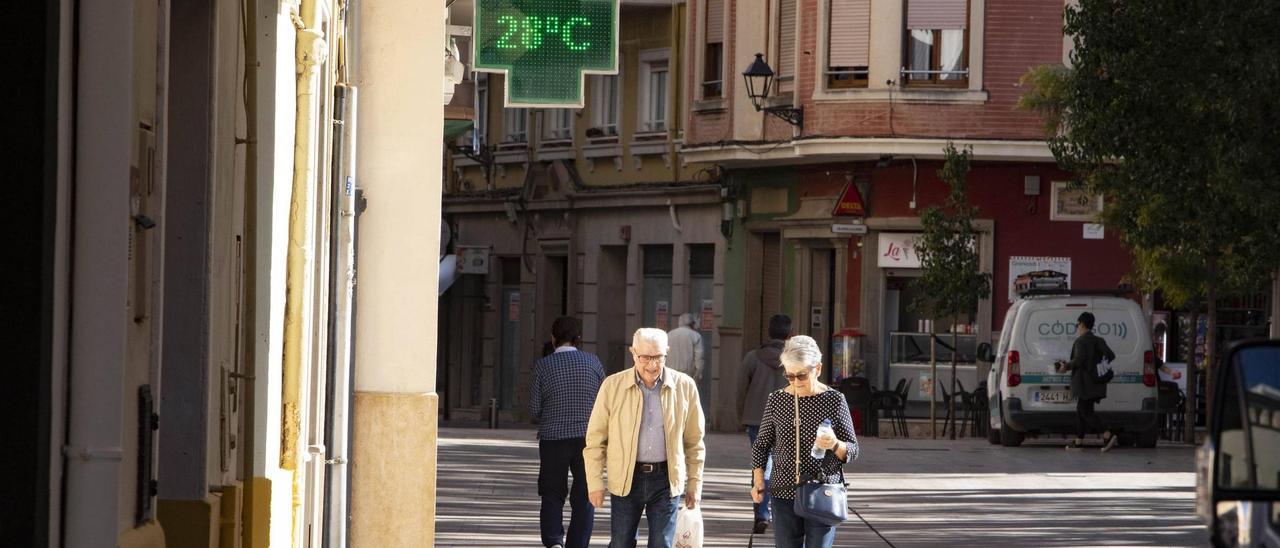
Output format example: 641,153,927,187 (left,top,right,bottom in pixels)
877,232,922,268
